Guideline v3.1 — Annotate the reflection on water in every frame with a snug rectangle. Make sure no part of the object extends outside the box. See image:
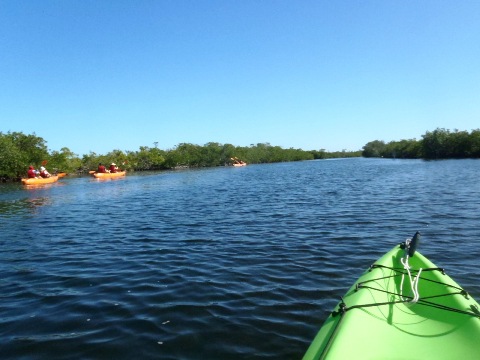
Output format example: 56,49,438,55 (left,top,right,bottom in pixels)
0,197,52,217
